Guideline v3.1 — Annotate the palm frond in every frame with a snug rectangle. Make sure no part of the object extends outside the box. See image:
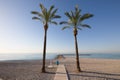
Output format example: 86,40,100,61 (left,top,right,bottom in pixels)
50,9,58,18
65,12,72,20
62,26,71,30
32,3,60,25
71,11,75,18
32,16,41,20
77,27,82,30
60,21,68,25
80,24,91,29
53,15,61,18
31,11,39,15
76,11,80,18
38,13,44,18
75,6,81,20
75,5,78,12
48,5,54,15
49,21,57,25
75,5,80,17
40,3,45,11
40,3,47,17
60,5,93,32
80,13,93,21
